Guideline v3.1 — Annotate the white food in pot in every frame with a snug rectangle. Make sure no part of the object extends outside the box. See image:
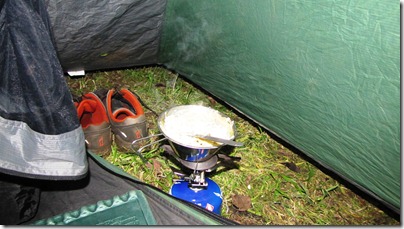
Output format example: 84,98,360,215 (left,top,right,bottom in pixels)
160,105,235,148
